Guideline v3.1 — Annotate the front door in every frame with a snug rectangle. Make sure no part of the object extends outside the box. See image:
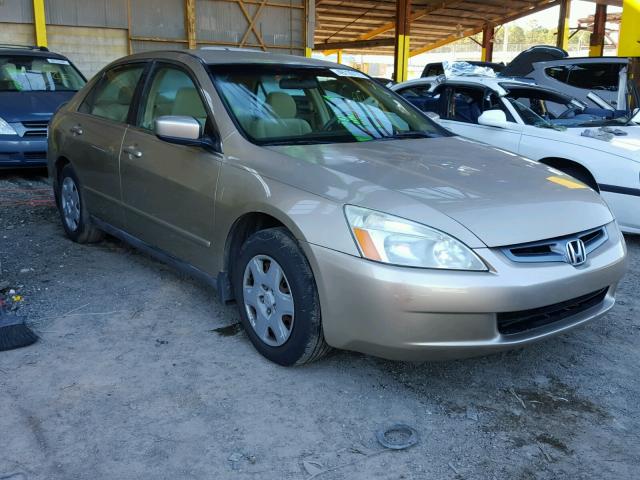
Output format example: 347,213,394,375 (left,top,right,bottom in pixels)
60,63,145,228
437,85,522,153
120,63,221,272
